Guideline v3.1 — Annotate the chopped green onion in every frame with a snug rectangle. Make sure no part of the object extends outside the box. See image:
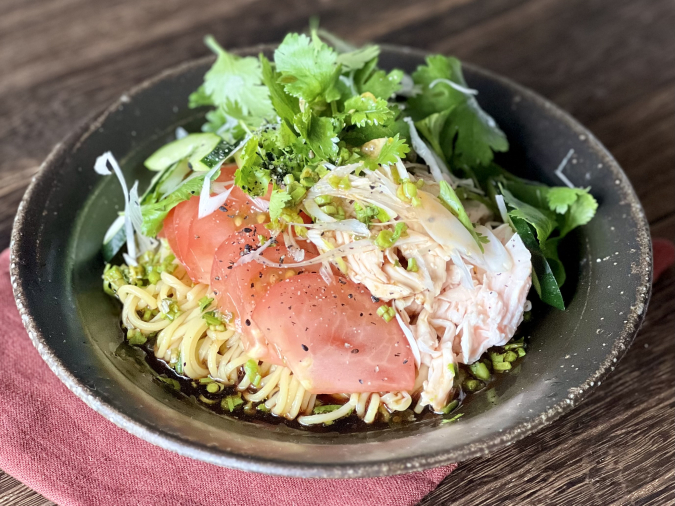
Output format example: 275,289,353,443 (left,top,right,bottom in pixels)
406,258,418,272
517,347,527,357
463,379,483,392
441,399,459,414
504,351,518,363
375,222,408,249
244,359,259,382
314,195,333,206
198,296,214,312
489,352,505,363
206,382,223,394
256,403,270,413
202,311,224,327
222,393,244,412
377,305,395,322
493,361,512,372
199,377,214,384
469,361,491,381
126,329,147,346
